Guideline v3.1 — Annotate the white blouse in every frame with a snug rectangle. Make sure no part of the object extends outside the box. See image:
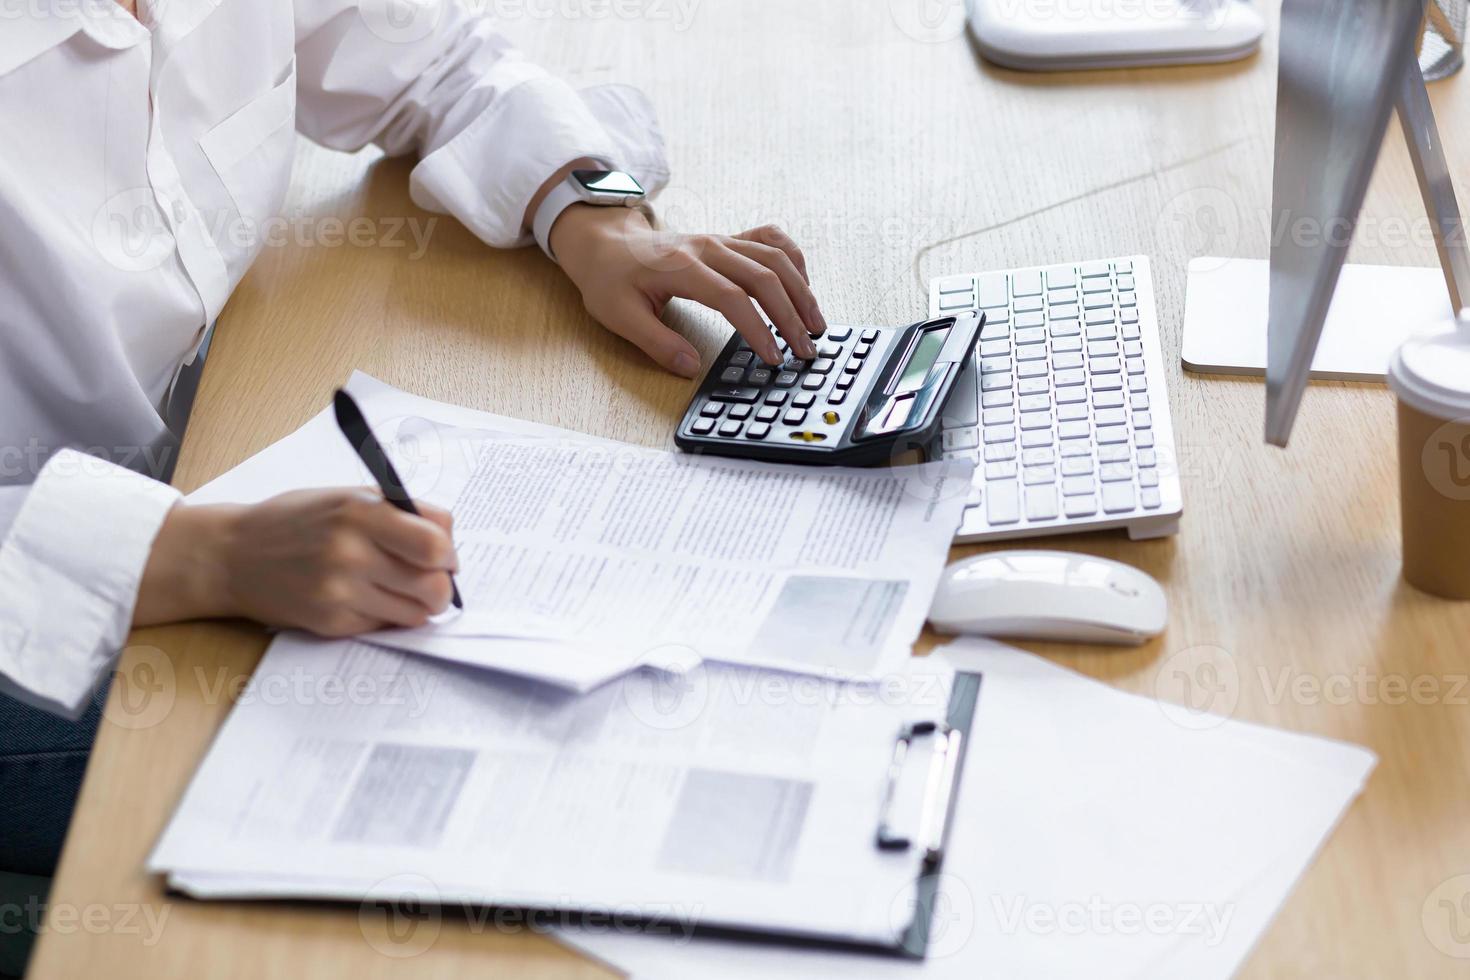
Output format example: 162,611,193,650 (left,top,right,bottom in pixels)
0,0,668,715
